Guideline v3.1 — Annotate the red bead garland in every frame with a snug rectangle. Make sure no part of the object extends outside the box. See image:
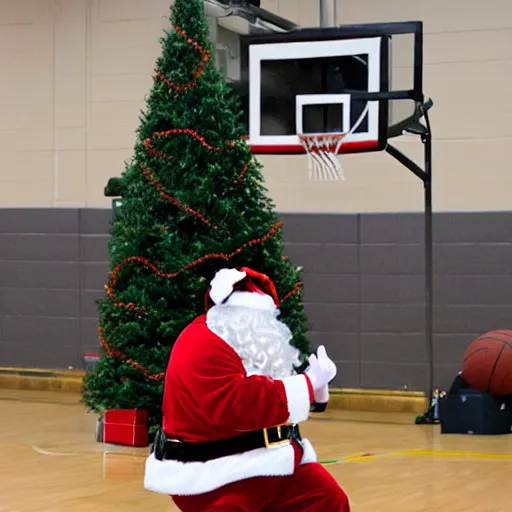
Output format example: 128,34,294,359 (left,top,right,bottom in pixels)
144,137,173,161
99,327,165,381
145,129,249,187
233,162,251,186
141,164,219,230
105,221,283,313
154,26,210,93
281,282,304,303
148,128,239,153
